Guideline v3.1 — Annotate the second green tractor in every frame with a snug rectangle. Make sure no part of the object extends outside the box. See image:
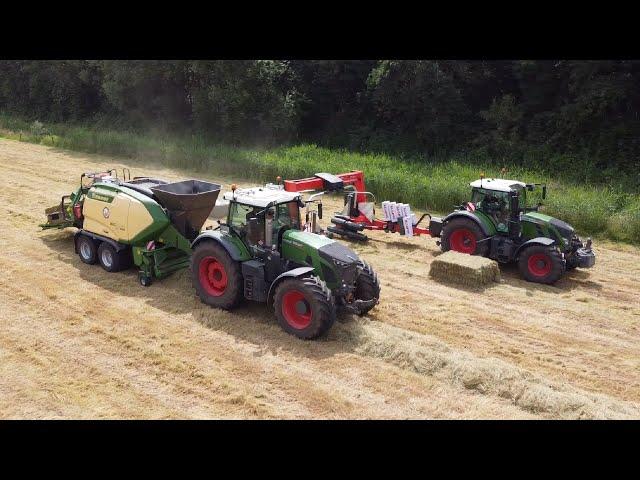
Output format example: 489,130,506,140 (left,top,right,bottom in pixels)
428,178,596,284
